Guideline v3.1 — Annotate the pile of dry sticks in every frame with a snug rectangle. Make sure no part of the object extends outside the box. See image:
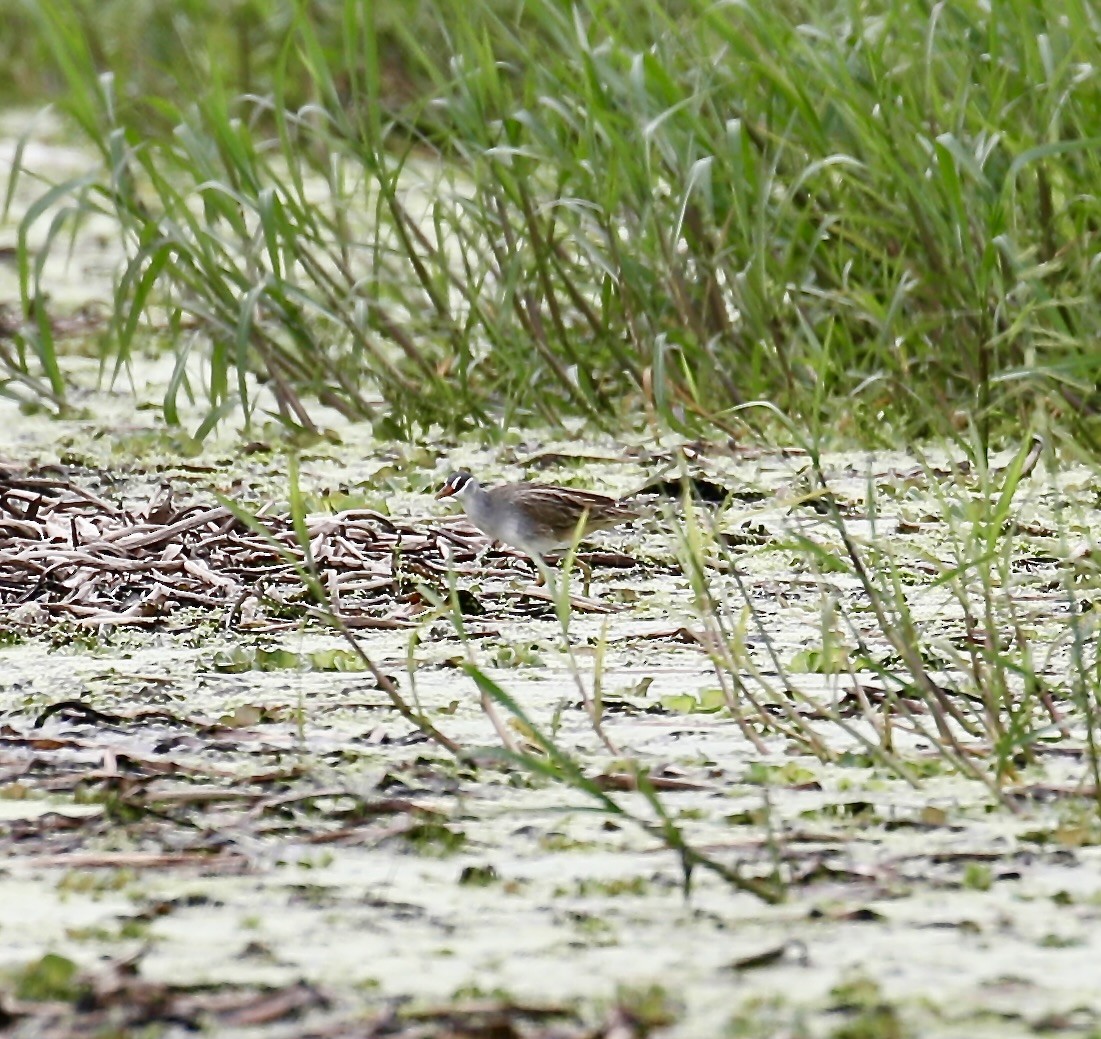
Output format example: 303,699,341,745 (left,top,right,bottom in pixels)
0,467,493,631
